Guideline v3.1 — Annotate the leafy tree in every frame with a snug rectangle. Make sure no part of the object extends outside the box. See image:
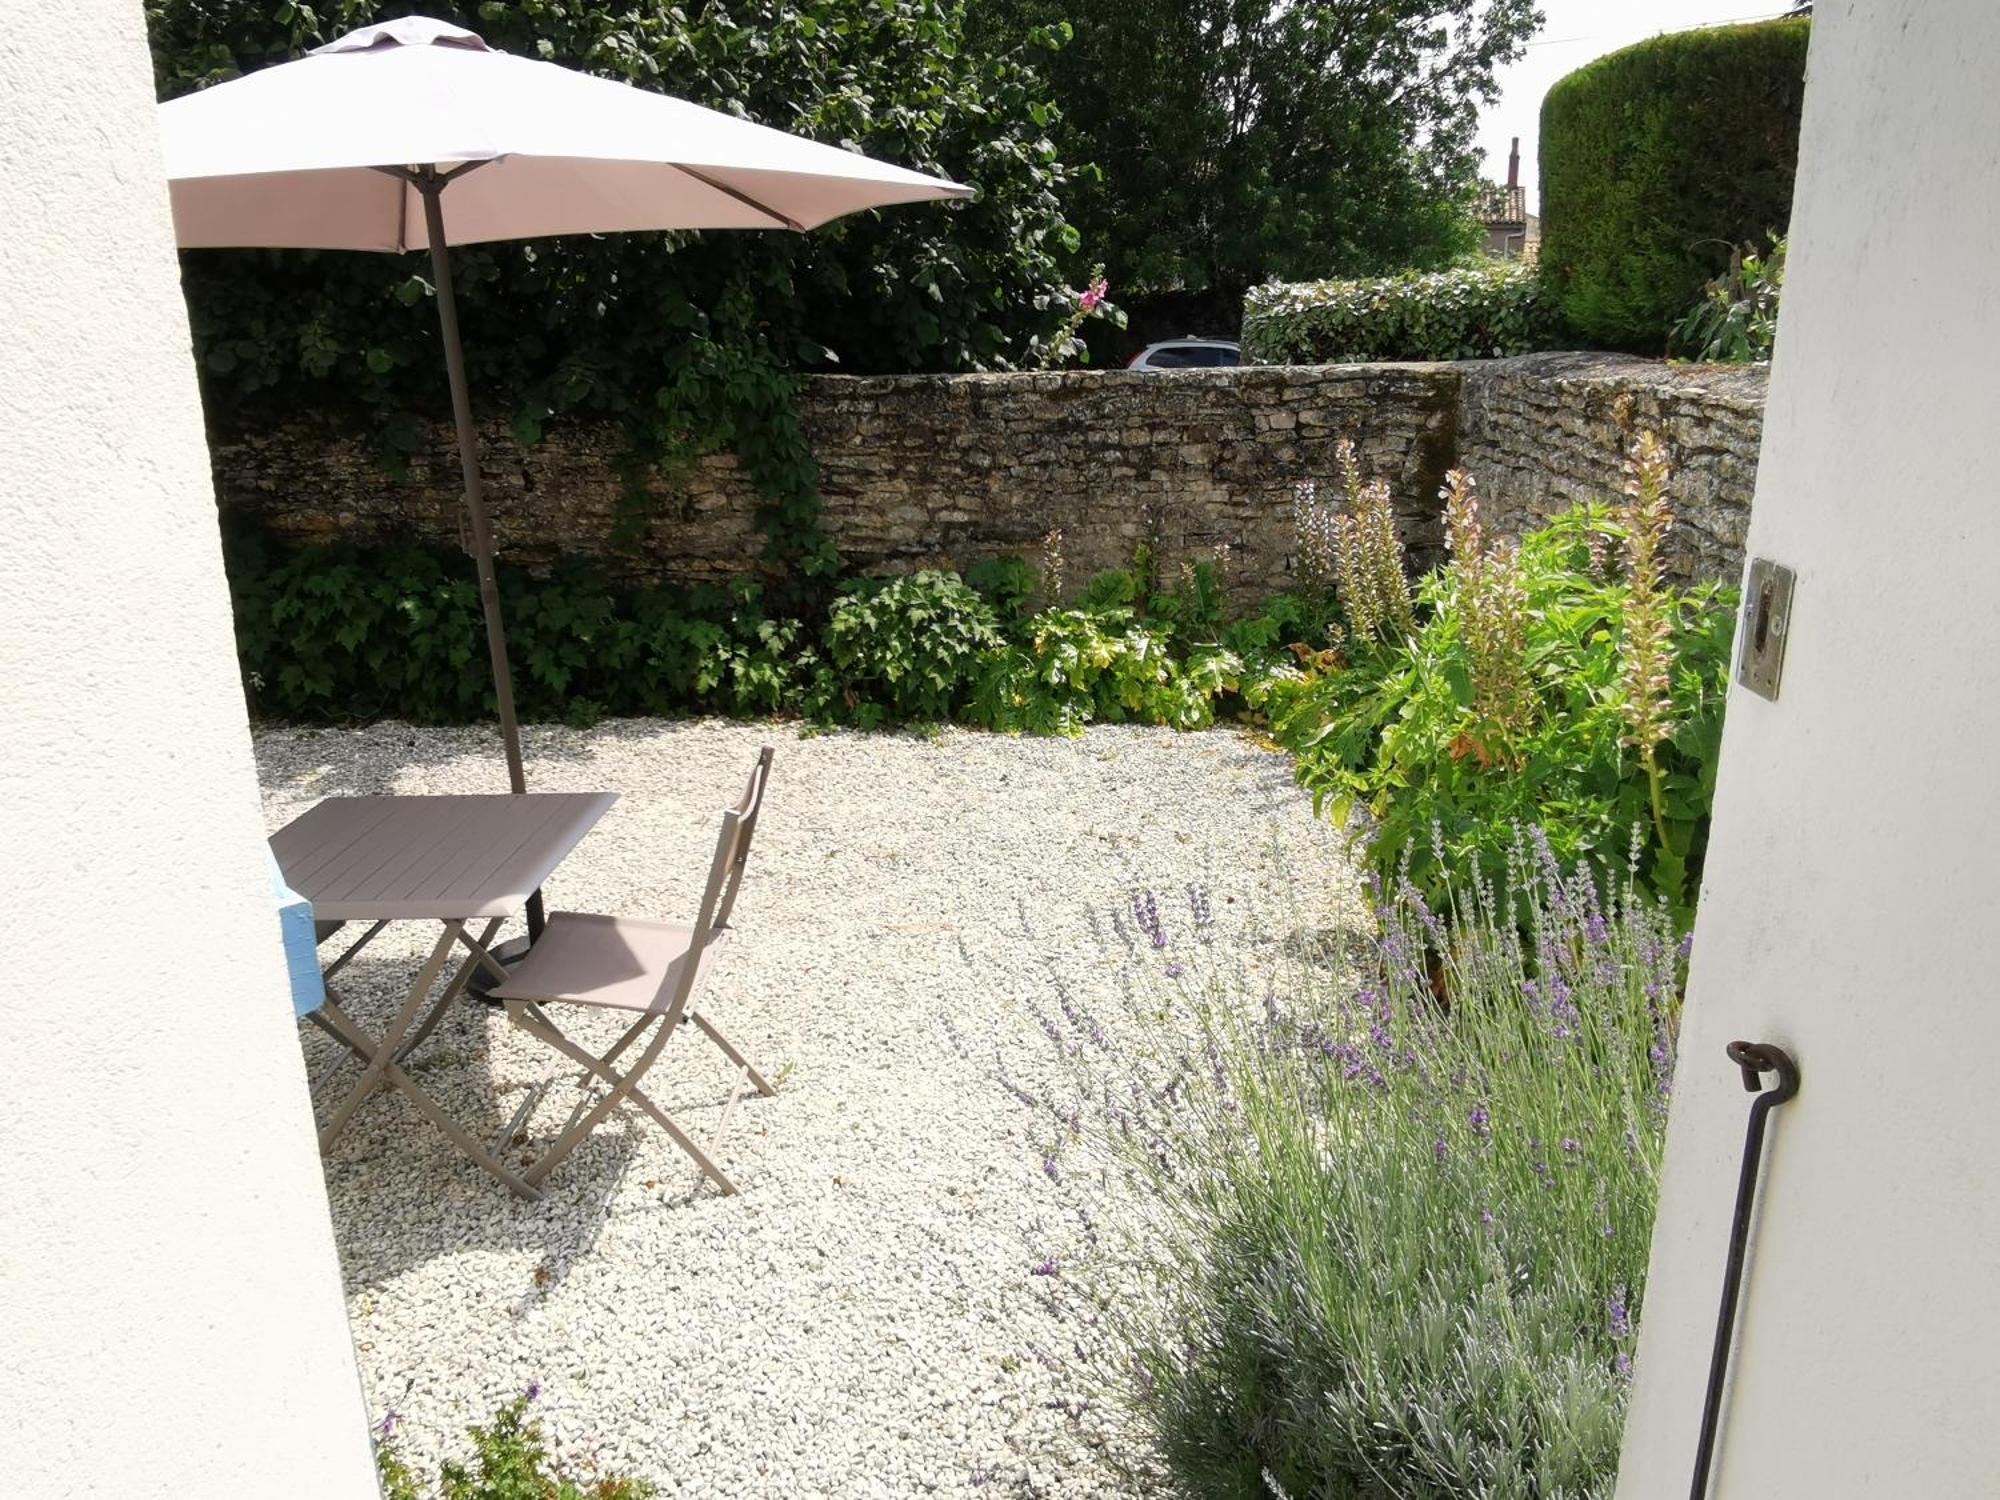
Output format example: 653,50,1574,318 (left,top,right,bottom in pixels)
973,0,1541,313
146,1,1083,583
